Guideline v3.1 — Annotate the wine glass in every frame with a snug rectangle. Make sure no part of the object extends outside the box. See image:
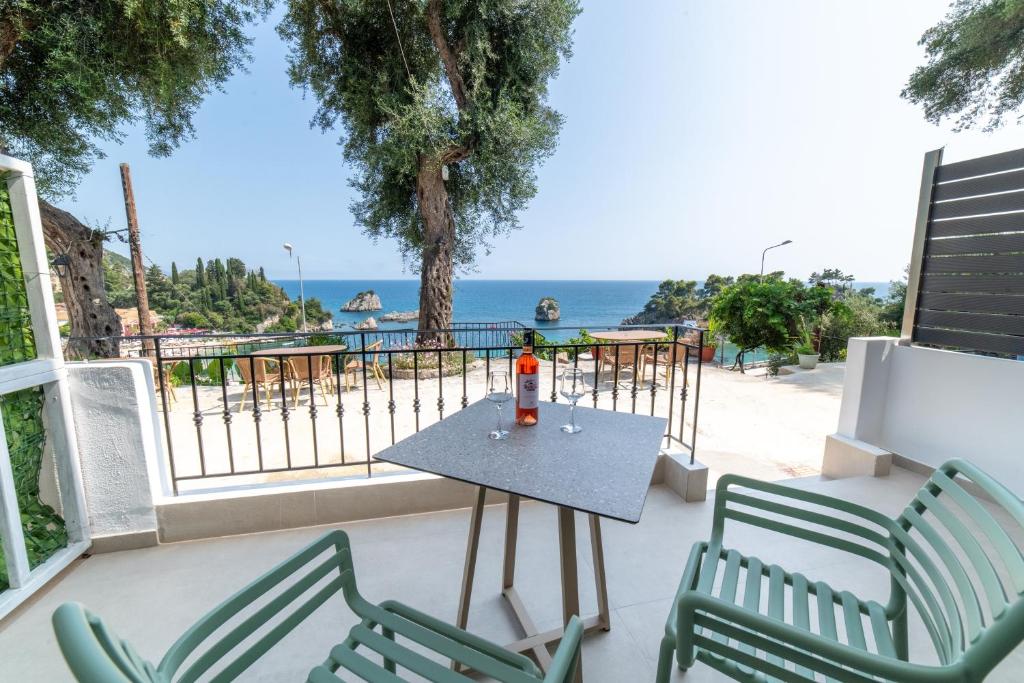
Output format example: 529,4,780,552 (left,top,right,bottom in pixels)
486,370,512,440
559,367,587,434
